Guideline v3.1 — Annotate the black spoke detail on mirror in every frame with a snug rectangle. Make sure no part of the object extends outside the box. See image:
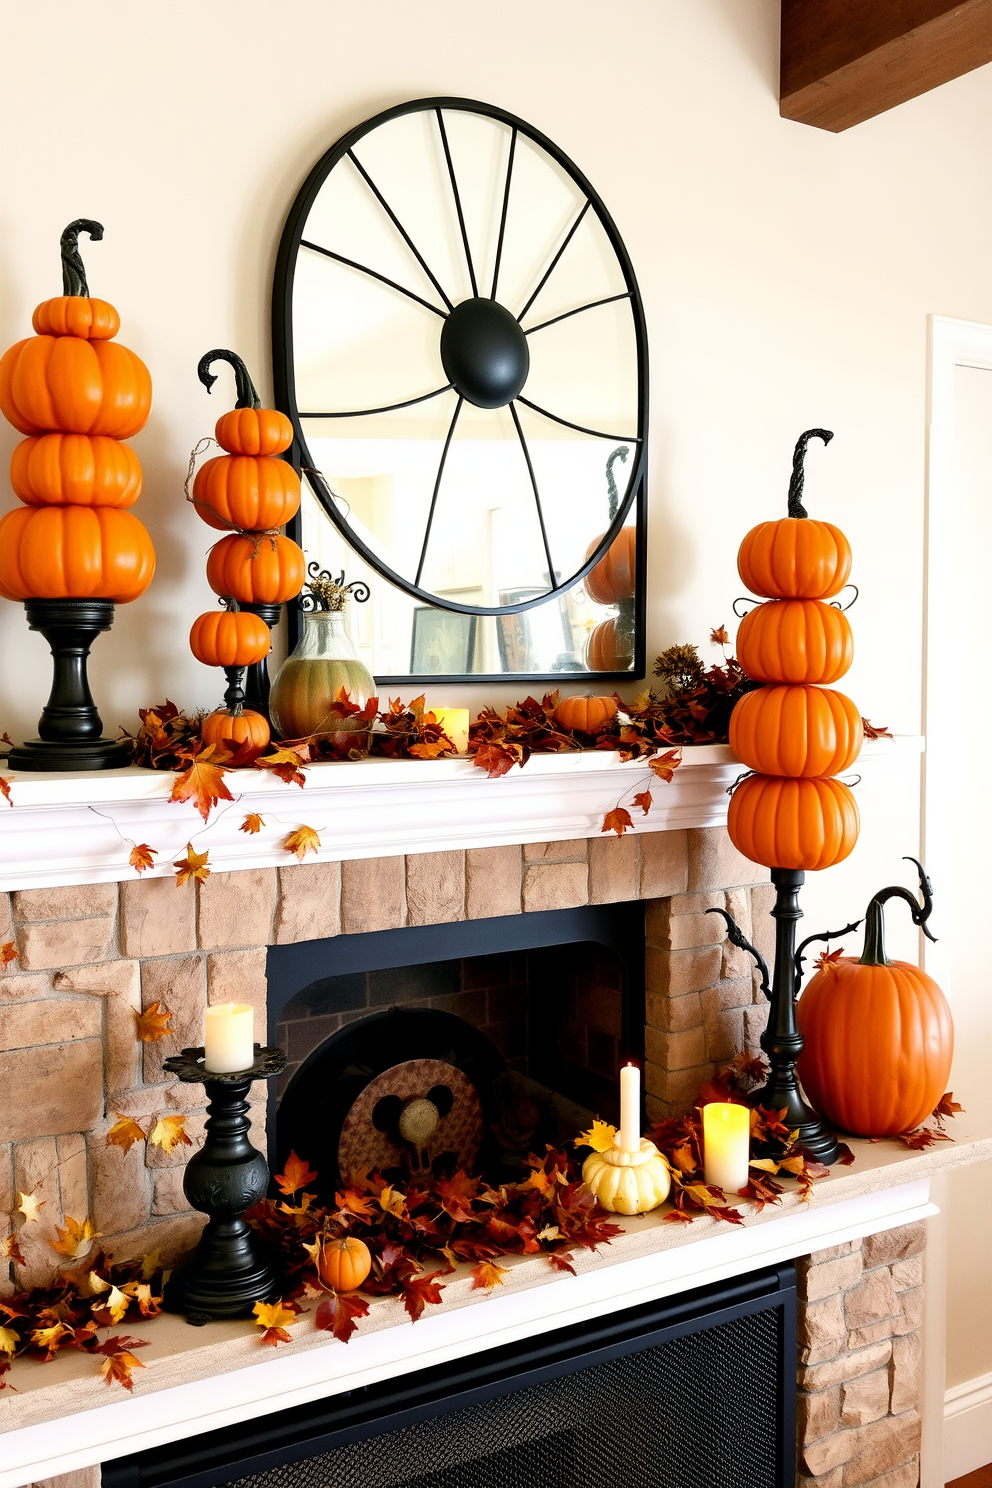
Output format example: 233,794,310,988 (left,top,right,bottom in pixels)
509,402,555,587
299,385,454,420
301,240,446,318
436,109,478,298
490,126,517,301
524,291,633,336
516,394,641,444
416,396,464,587
516,200,591,324
346,149,454,312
